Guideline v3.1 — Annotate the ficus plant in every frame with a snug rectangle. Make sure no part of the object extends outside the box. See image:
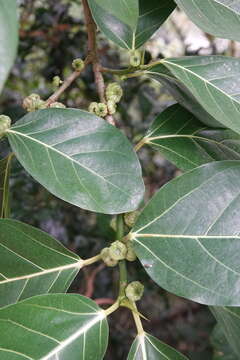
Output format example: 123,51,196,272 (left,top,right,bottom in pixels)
1,0,240,359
